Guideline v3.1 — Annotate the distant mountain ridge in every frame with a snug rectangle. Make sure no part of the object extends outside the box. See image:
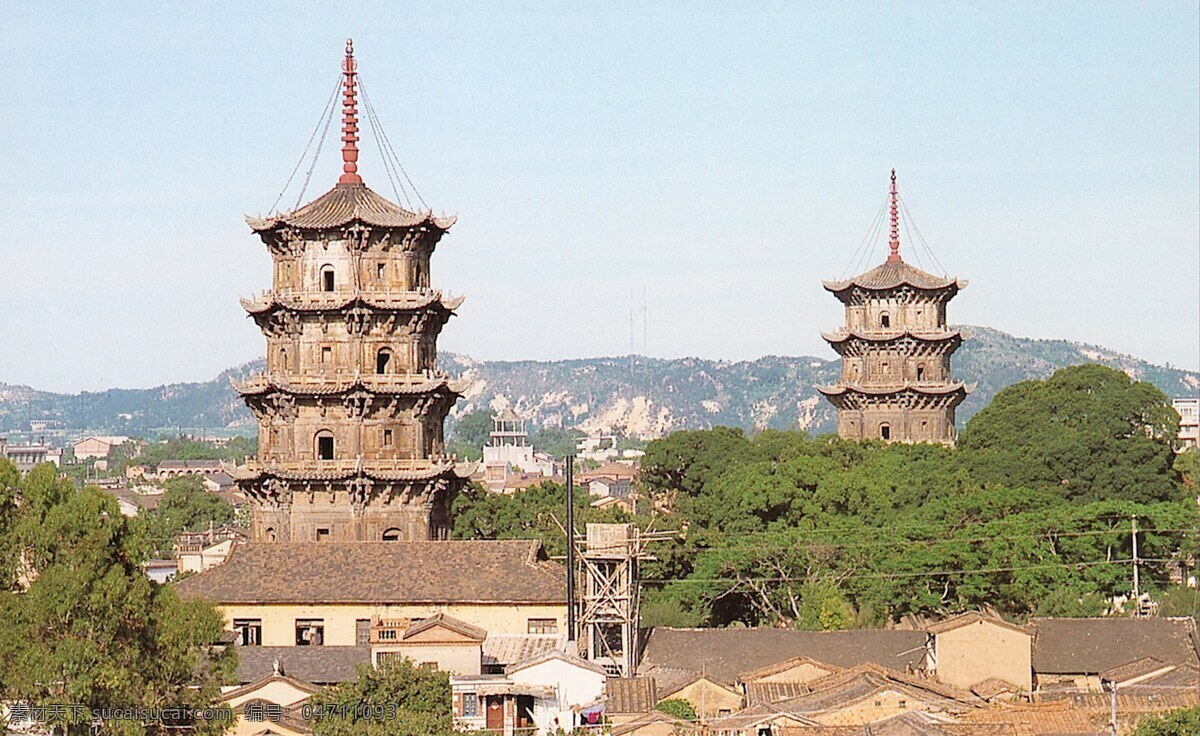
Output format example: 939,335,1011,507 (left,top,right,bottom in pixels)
1,326,1196,439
